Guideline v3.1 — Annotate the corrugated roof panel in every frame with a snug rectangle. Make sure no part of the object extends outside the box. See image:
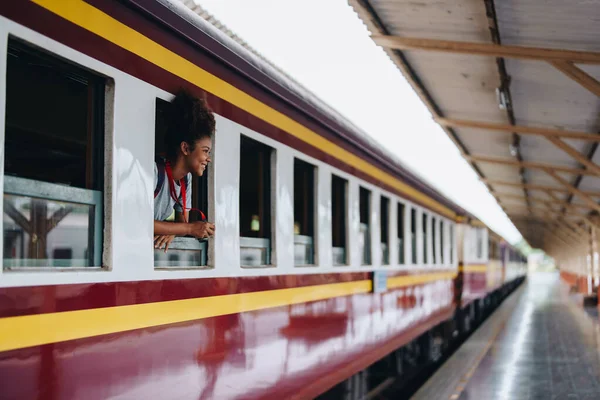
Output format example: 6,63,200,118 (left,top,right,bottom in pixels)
520,136,583,167
370,0,490,41
575,175,600,193
455,128,514,158
405,52,506,123
505,60,599,133
479,164,520,182
526,169,567,188
495,0,600,50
